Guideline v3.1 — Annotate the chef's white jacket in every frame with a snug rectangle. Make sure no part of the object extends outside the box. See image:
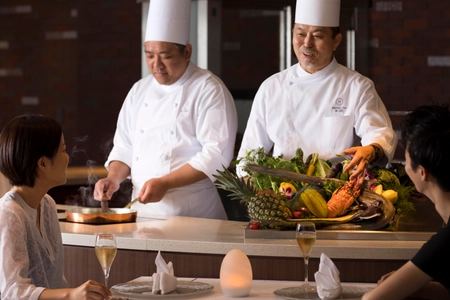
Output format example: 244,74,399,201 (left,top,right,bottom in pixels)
237,58,397,175
107,62,238,219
